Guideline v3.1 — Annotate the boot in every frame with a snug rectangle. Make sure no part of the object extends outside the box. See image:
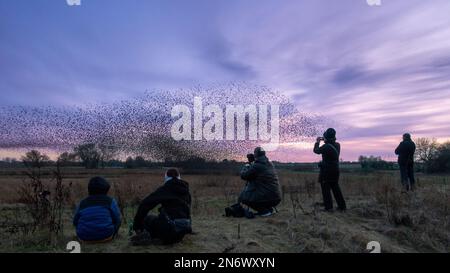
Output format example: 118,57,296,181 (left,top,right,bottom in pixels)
130,230,153,246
